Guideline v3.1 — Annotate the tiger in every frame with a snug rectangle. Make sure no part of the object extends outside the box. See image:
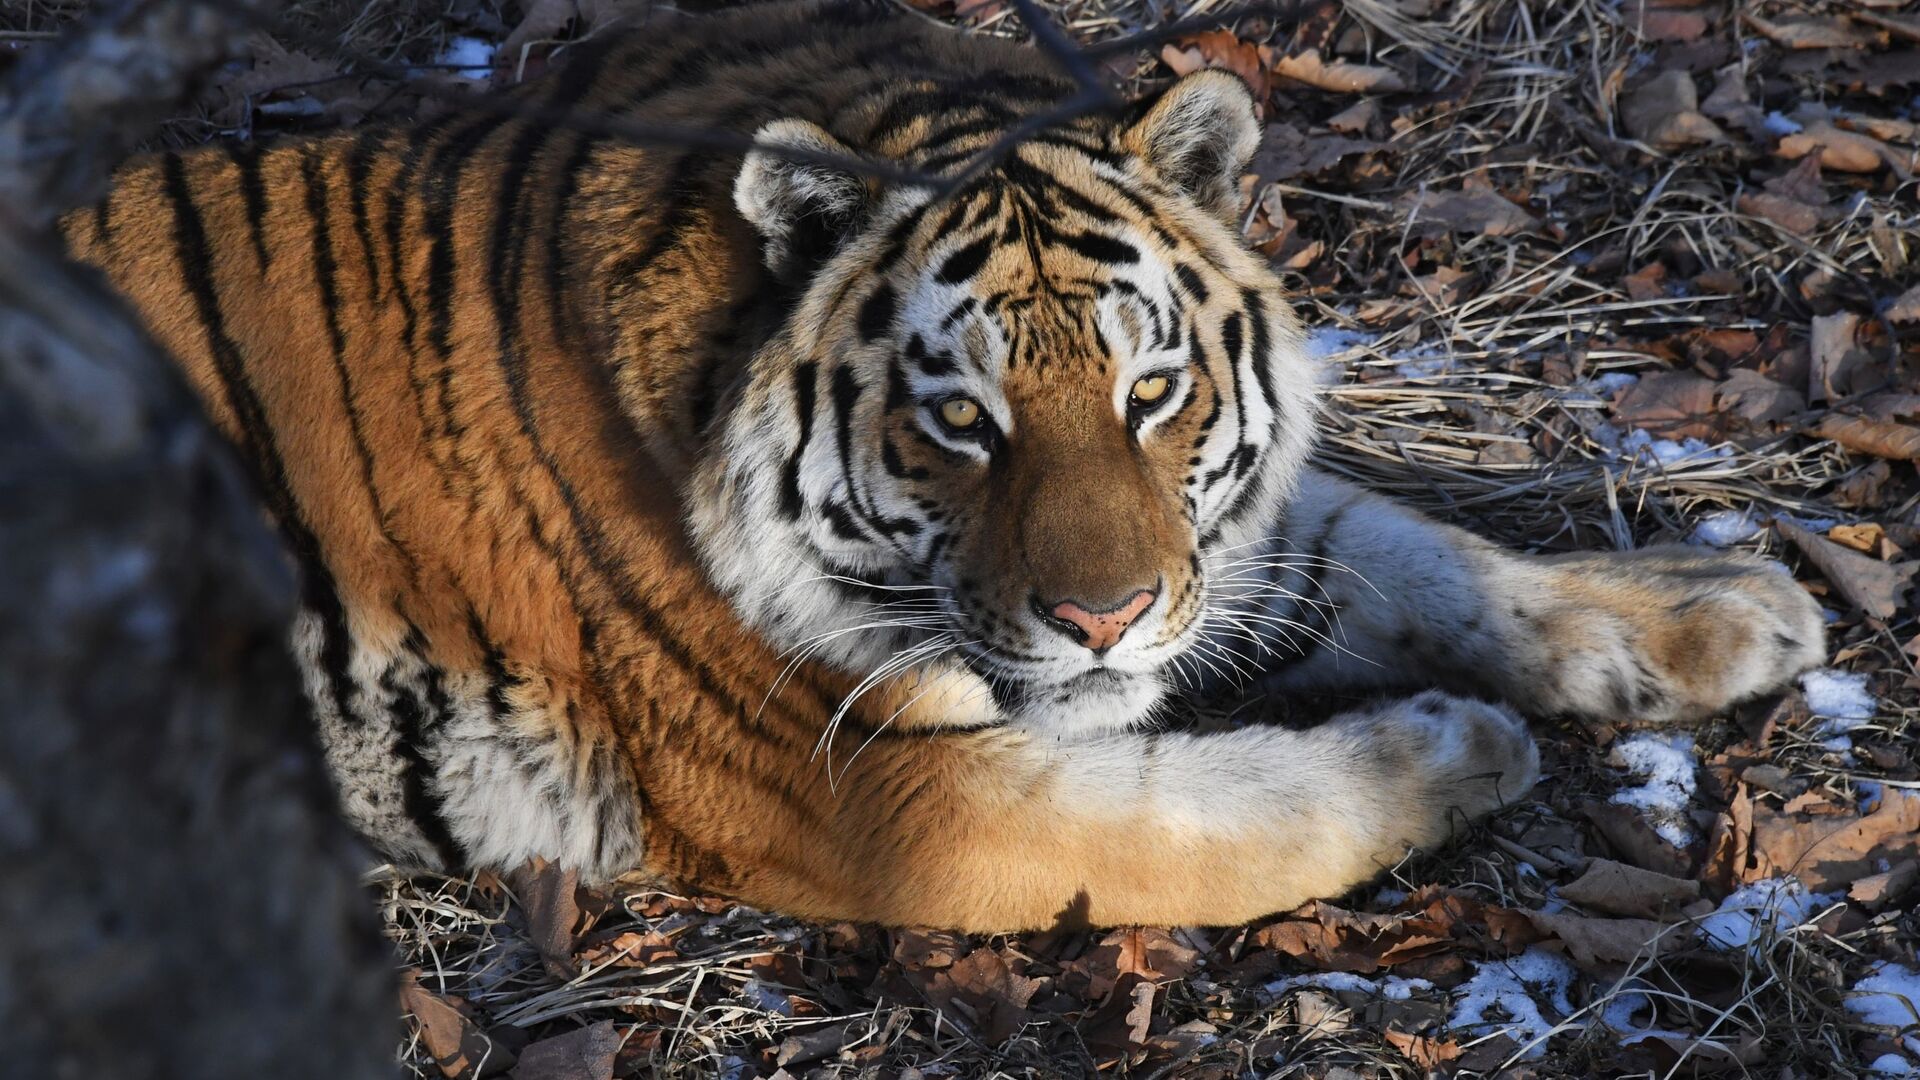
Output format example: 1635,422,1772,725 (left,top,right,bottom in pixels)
59,0,1826,931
